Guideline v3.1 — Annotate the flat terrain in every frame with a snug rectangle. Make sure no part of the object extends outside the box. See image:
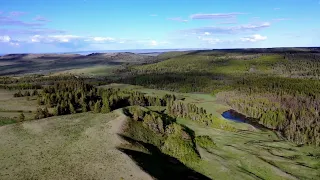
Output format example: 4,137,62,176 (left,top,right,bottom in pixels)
0,111,153,180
